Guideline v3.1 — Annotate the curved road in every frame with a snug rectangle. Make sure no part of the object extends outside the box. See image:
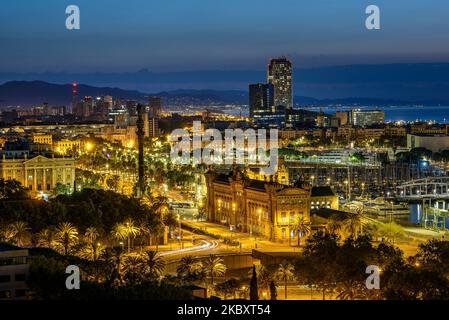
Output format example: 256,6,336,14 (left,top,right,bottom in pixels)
159,240,219,260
